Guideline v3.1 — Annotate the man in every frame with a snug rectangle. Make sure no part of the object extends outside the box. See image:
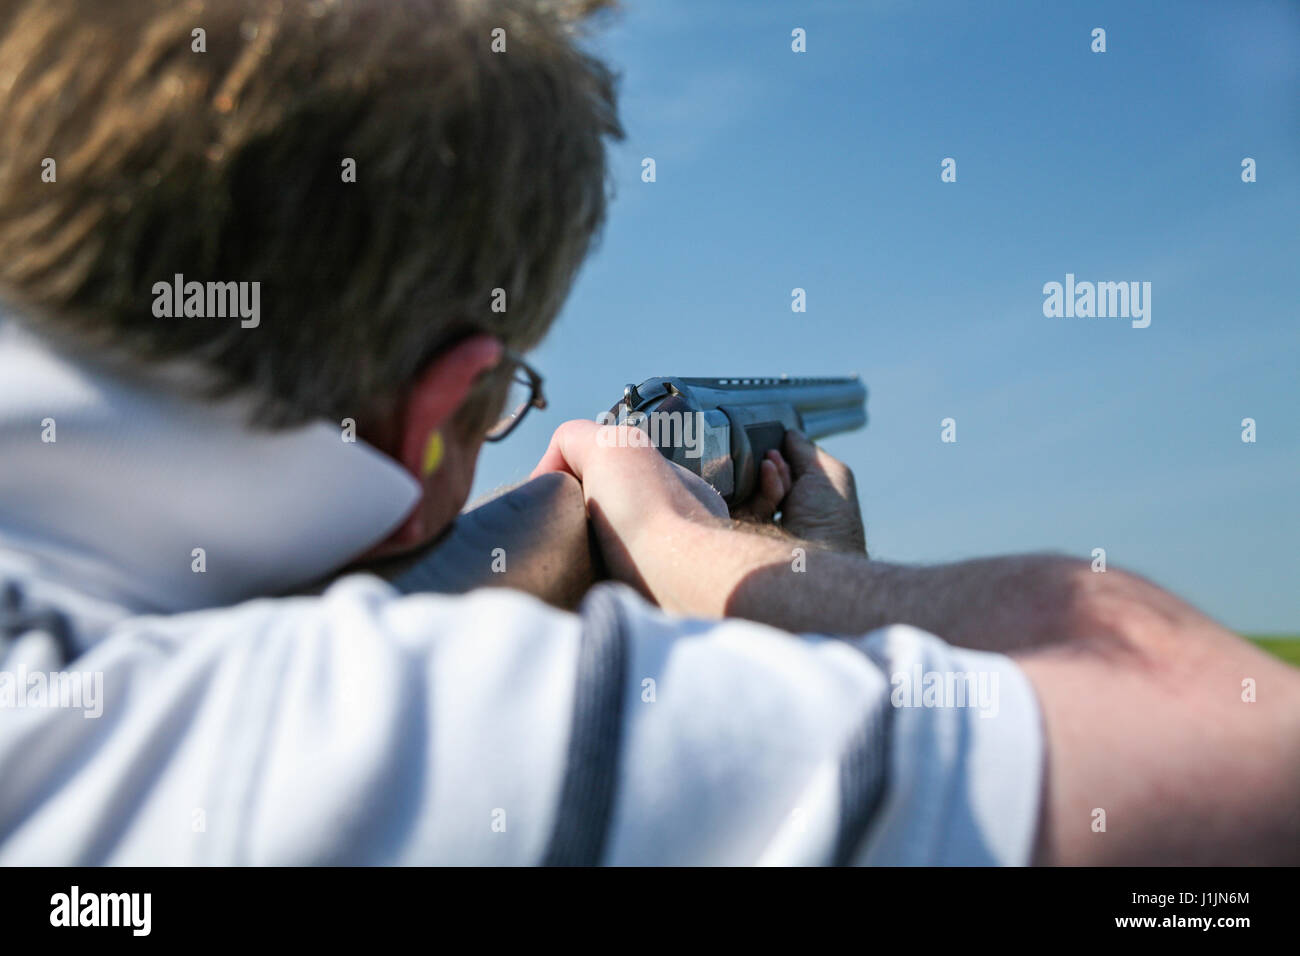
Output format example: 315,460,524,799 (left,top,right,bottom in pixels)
0,0,1295,865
